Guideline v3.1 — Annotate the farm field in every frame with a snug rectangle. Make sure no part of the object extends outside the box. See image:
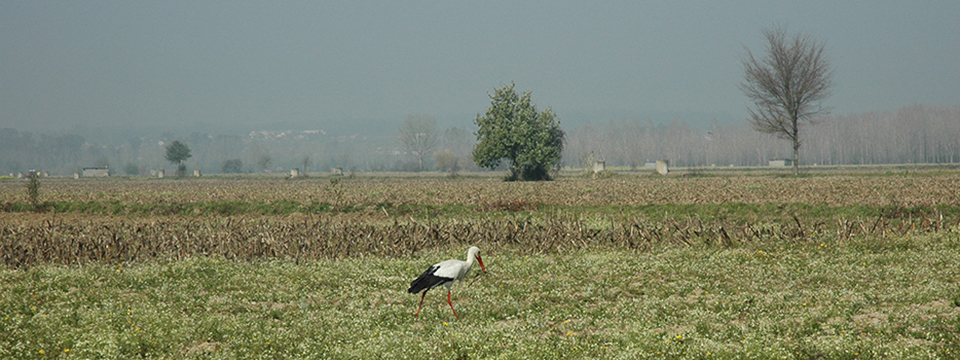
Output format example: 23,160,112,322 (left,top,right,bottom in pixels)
2,171,960,358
